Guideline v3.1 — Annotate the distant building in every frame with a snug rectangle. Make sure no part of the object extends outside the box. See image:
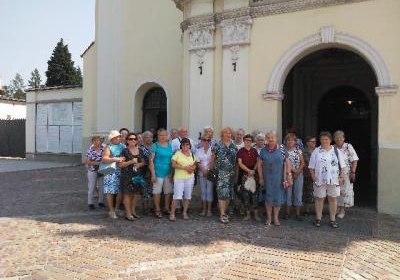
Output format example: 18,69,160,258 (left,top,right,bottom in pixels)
0,96,26,120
